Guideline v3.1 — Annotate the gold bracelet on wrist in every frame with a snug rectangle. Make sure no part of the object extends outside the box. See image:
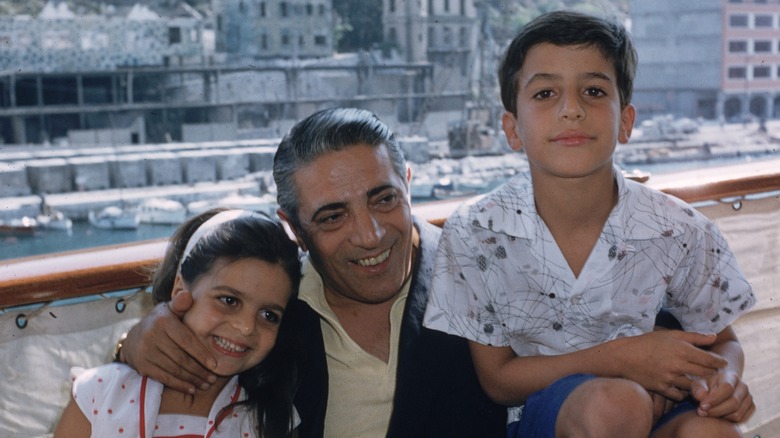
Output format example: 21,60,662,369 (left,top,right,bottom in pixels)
113,332,128,363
